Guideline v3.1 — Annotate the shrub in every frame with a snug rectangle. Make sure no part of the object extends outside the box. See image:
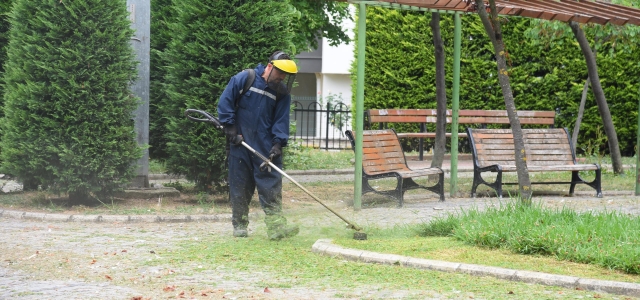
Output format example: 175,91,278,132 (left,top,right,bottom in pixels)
161,0,296,192
1,0,142,202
